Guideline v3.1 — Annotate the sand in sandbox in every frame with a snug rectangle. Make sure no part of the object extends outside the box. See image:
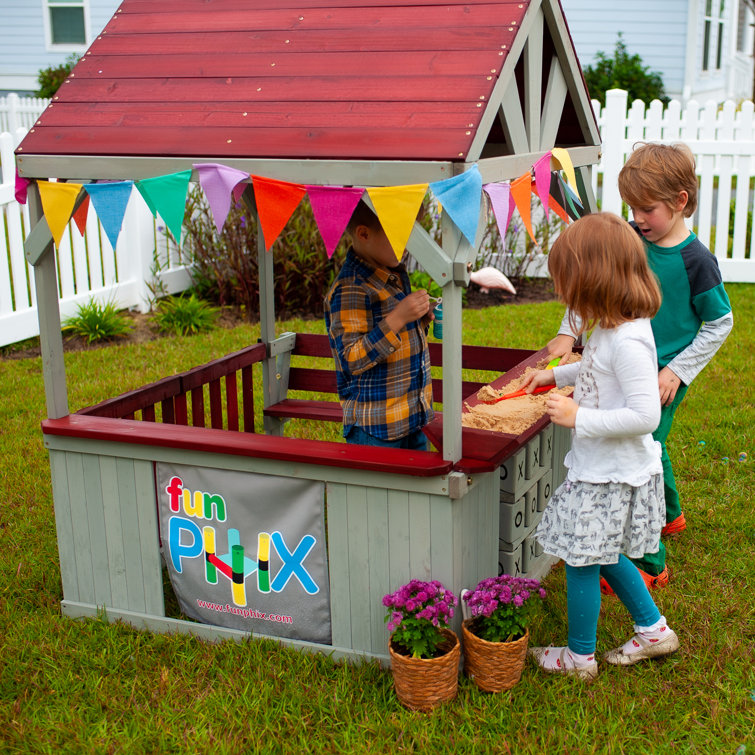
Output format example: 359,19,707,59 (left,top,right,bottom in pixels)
462,353,582,435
